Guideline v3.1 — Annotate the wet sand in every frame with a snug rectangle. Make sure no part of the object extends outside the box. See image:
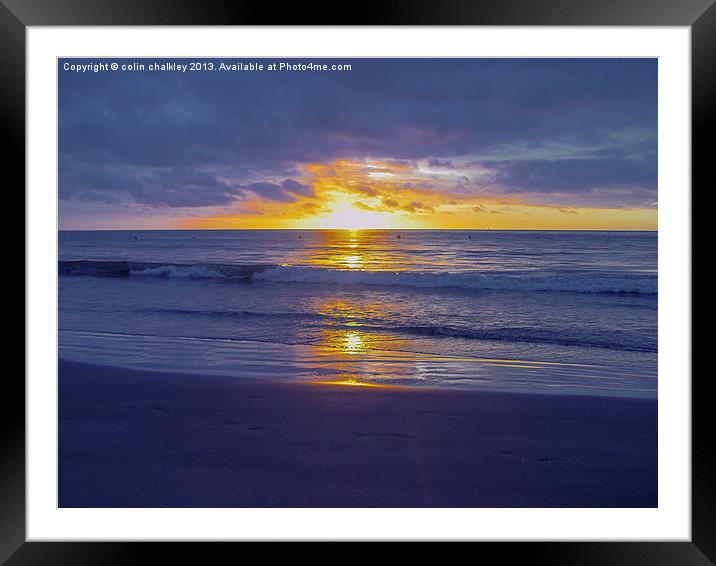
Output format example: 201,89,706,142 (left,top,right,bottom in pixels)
59,359,657,508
